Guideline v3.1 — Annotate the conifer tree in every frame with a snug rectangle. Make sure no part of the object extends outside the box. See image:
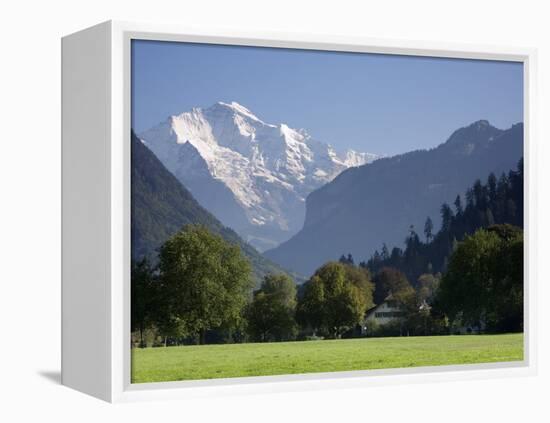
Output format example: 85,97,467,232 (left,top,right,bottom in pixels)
424,217,434,243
